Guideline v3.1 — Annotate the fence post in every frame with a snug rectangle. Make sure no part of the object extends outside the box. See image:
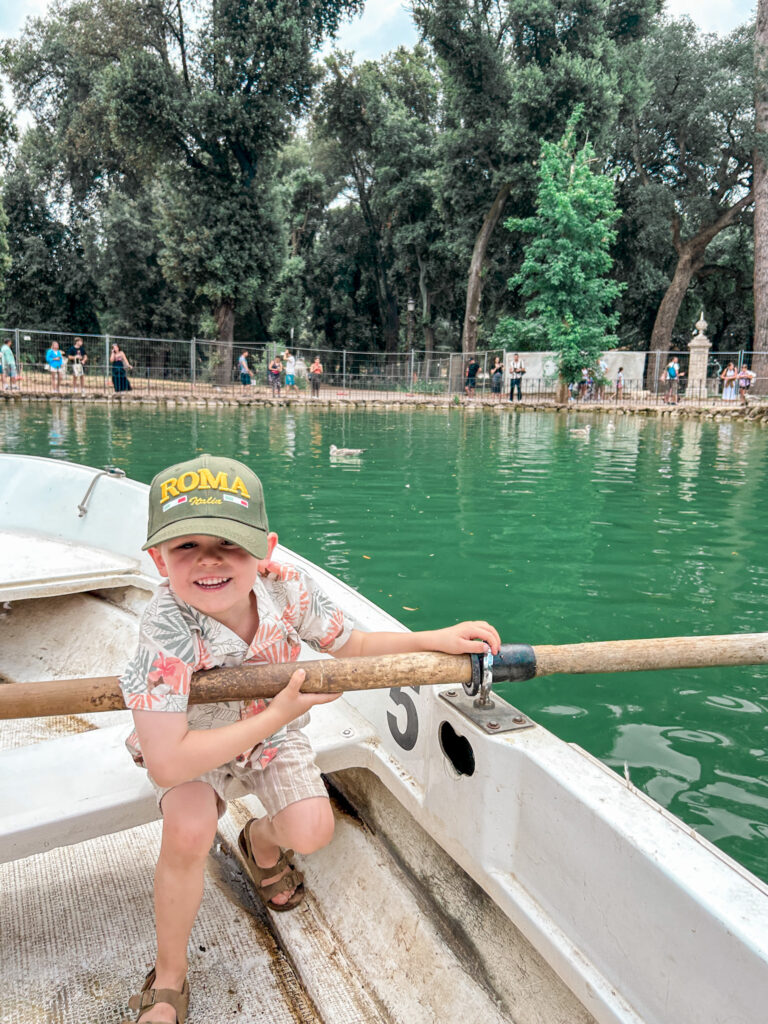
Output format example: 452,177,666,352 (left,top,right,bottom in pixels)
14,329,19,367
191,338,196,390
449,352,454,396
343,349,347,390
409,349,415,389
105,335,110,391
